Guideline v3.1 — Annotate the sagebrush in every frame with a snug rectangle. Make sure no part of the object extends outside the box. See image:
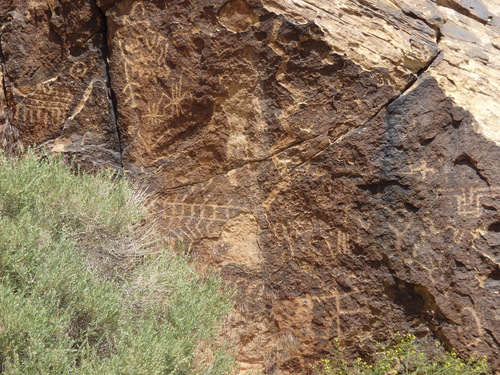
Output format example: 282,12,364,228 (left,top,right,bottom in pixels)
0,149,235,374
